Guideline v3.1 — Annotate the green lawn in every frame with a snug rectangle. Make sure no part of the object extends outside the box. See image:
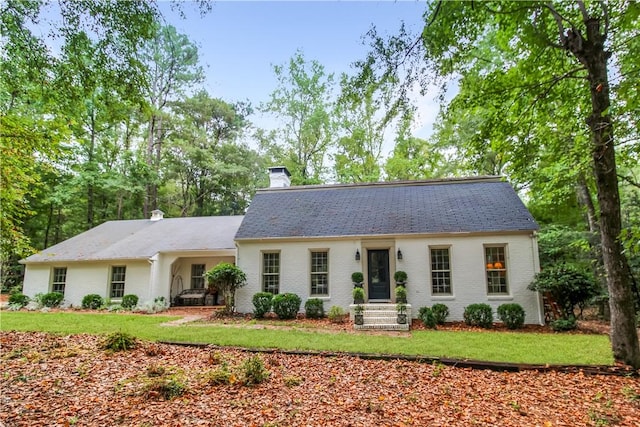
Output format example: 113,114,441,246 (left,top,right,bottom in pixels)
0,311,614,365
